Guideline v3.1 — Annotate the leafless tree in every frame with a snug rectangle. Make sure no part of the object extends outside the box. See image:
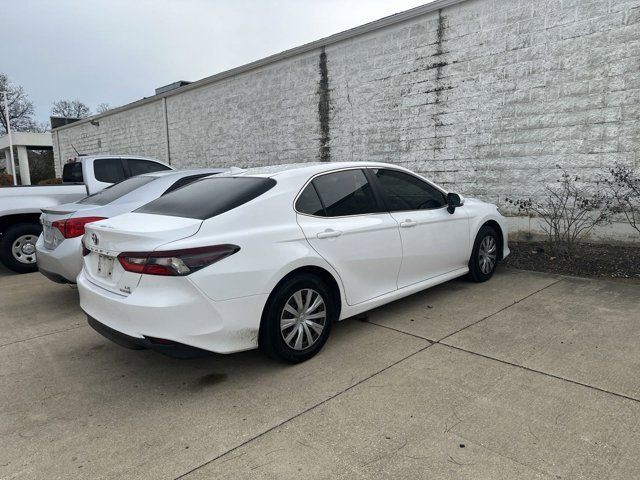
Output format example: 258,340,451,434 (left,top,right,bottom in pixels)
96,103,111,114
51,99,91,118
0,73,38,134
